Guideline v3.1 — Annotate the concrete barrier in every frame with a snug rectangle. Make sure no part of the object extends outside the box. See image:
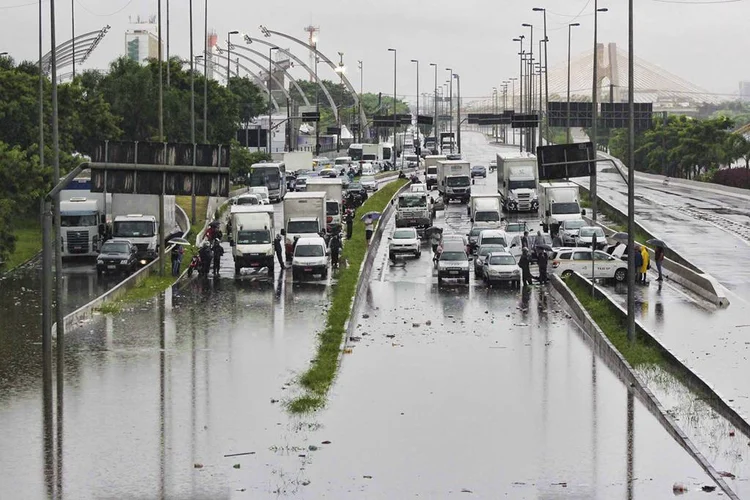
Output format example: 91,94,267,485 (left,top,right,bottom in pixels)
550,273,740,499
58,204,191,334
